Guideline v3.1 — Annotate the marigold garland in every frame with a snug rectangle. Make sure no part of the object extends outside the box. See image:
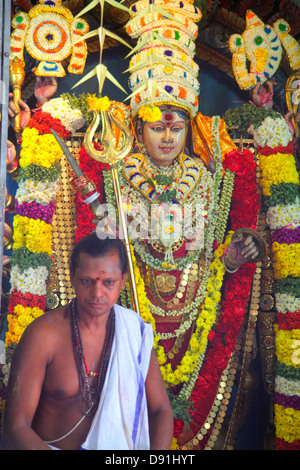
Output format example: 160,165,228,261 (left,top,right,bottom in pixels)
5,100,85,351
86,94,111,112
274,404,300,443
272,243,300,279
19,128,63,169
274,326,300,366
13,215,52,256
6,305,44,347
256,113,300,450
259,152,299,197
